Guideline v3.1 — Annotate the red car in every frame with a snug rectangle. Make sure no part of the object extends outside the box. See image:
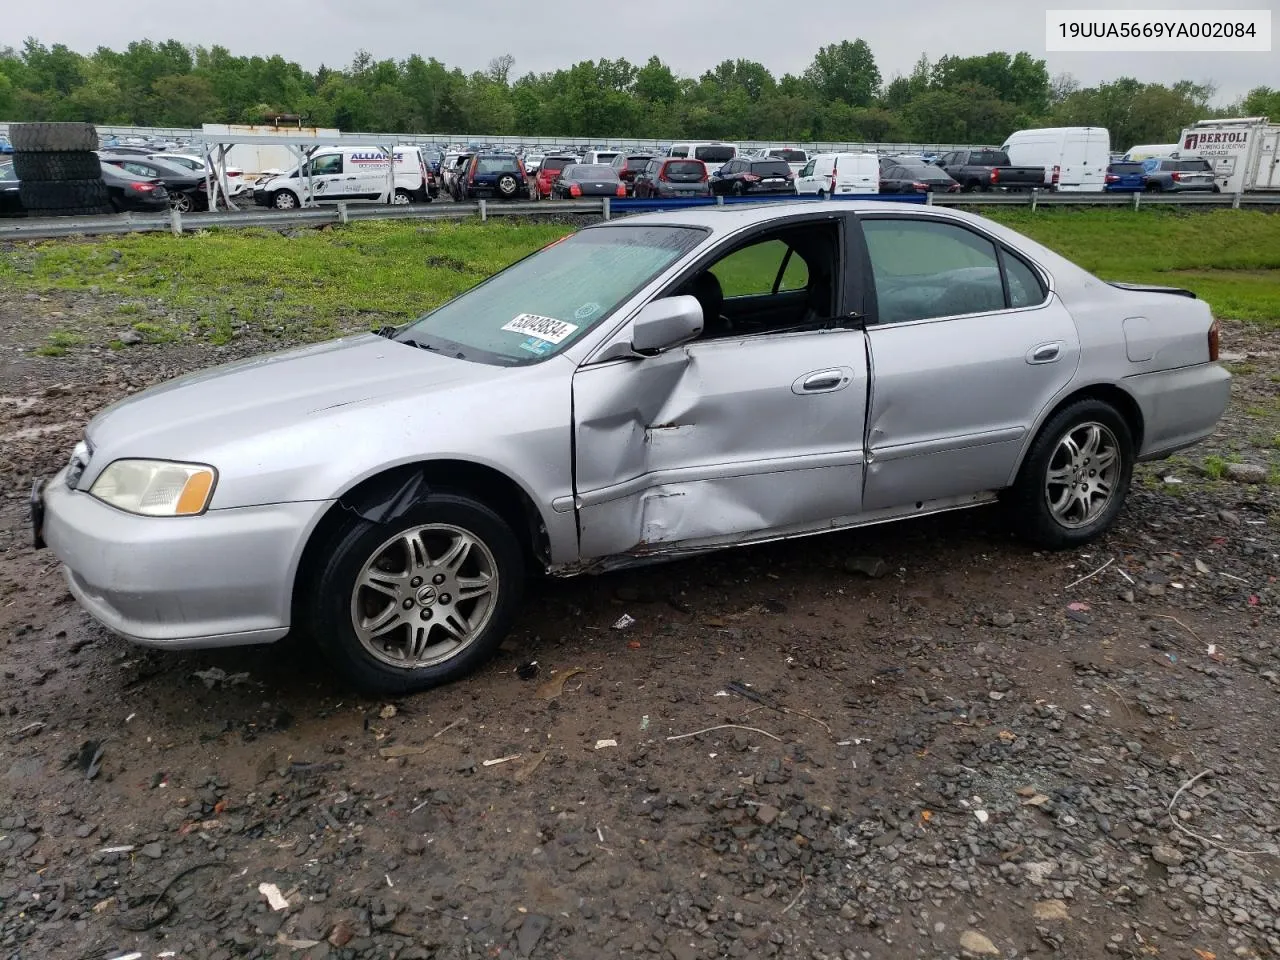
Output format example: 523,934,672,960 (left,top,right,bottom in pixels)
610,153,656,195
535,156,577,199
632,158,712,198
